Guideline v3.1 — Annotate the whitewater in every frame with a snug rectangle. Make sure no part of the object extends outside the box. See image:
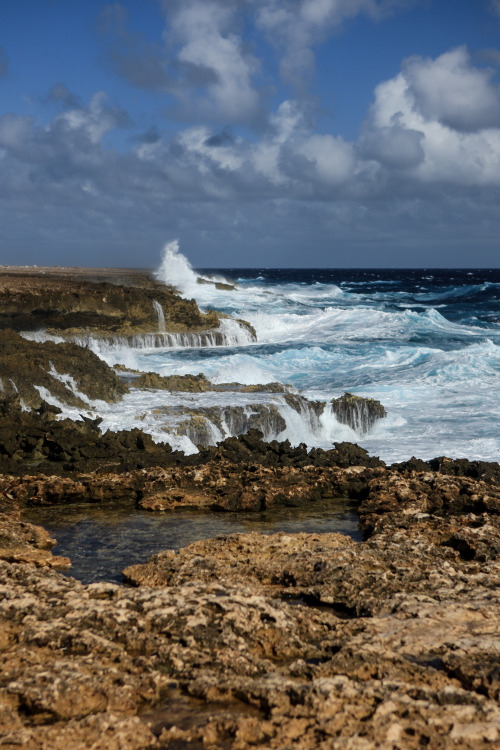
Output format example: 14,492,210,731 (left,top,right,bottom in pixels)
30,241,500,463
